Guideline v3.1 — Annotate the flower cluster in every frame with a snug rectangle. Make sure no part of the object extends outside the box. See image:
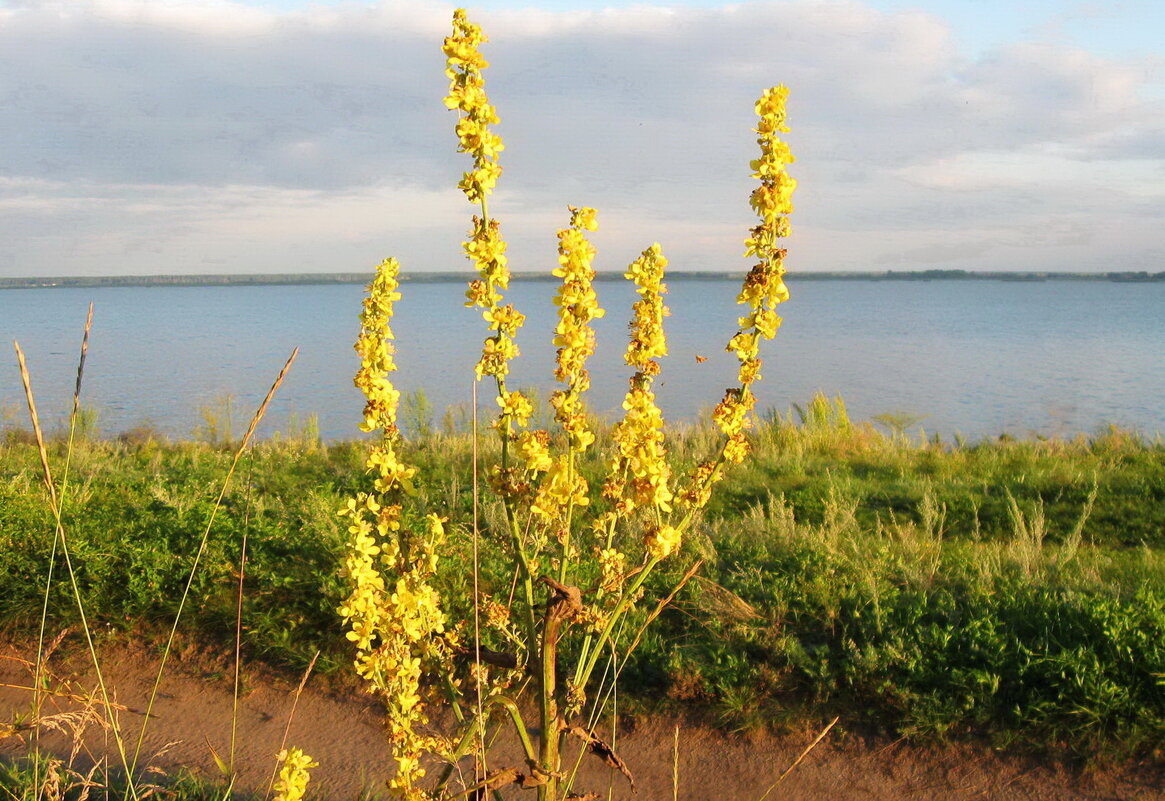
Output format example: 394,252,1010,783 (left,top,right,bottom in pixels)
531,459,590,523
353,259,403,435
447,9,522,394
596,546,627,593
741,86,794,358
609,244,674,522
644,523,681,561
340,259,453,800
550,207,605,453
679,85,795,511
444,9,502,203
273,748,317,801
722,86,796,439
